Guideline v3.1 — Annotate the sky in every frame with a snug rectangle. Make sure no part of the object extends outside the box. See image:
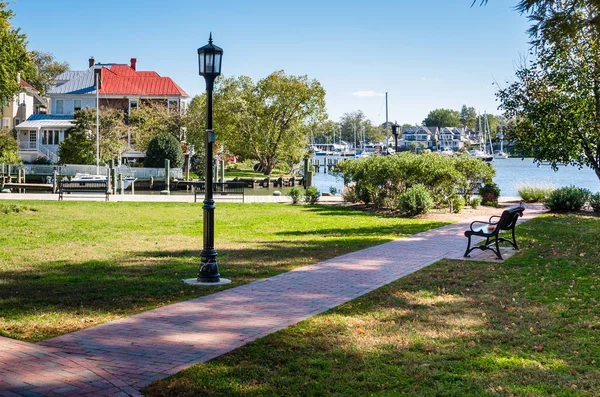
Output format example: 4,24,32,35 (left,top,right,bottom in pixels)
10,0,531,126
